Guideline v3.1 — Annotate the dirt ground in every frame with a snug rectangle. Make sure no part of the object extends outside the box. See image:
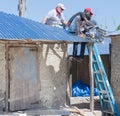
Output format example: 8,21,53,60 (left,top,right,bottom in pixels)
0,96,102,116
